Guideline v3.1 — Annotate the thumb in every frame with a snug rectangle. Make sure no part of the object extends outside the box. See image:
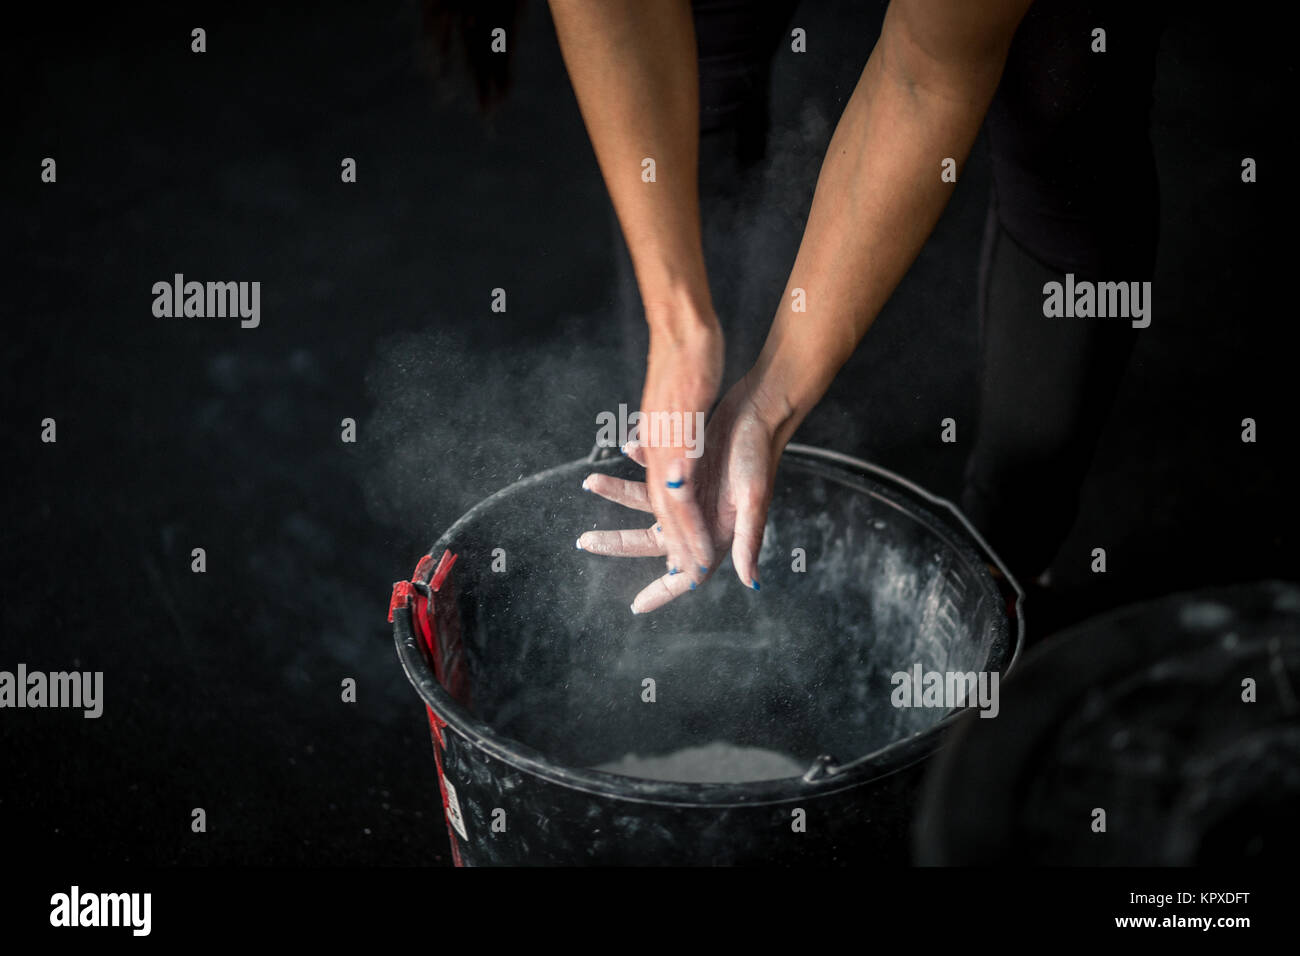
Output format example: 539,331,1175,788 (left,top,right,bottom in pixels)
730,484,769,592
